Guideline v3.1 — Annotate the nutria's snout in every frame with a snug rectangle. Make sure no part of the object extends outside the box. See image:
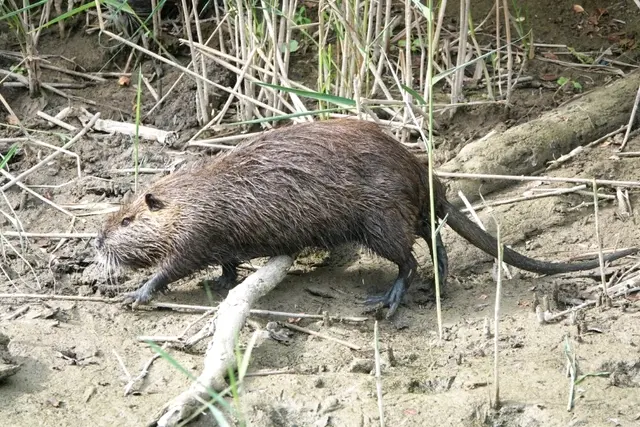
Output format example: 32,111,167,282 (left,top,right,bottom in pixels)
94,231,106,251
